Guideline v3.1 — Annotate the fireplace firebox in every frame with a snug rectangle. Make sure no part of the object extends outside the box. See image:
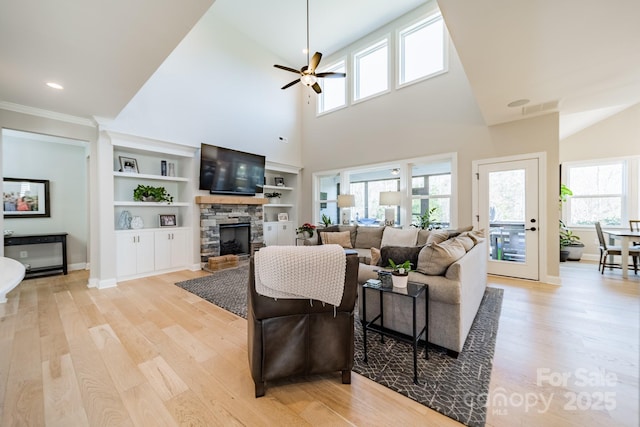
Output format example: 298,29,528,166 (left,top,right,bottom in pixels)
219,223,250,256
